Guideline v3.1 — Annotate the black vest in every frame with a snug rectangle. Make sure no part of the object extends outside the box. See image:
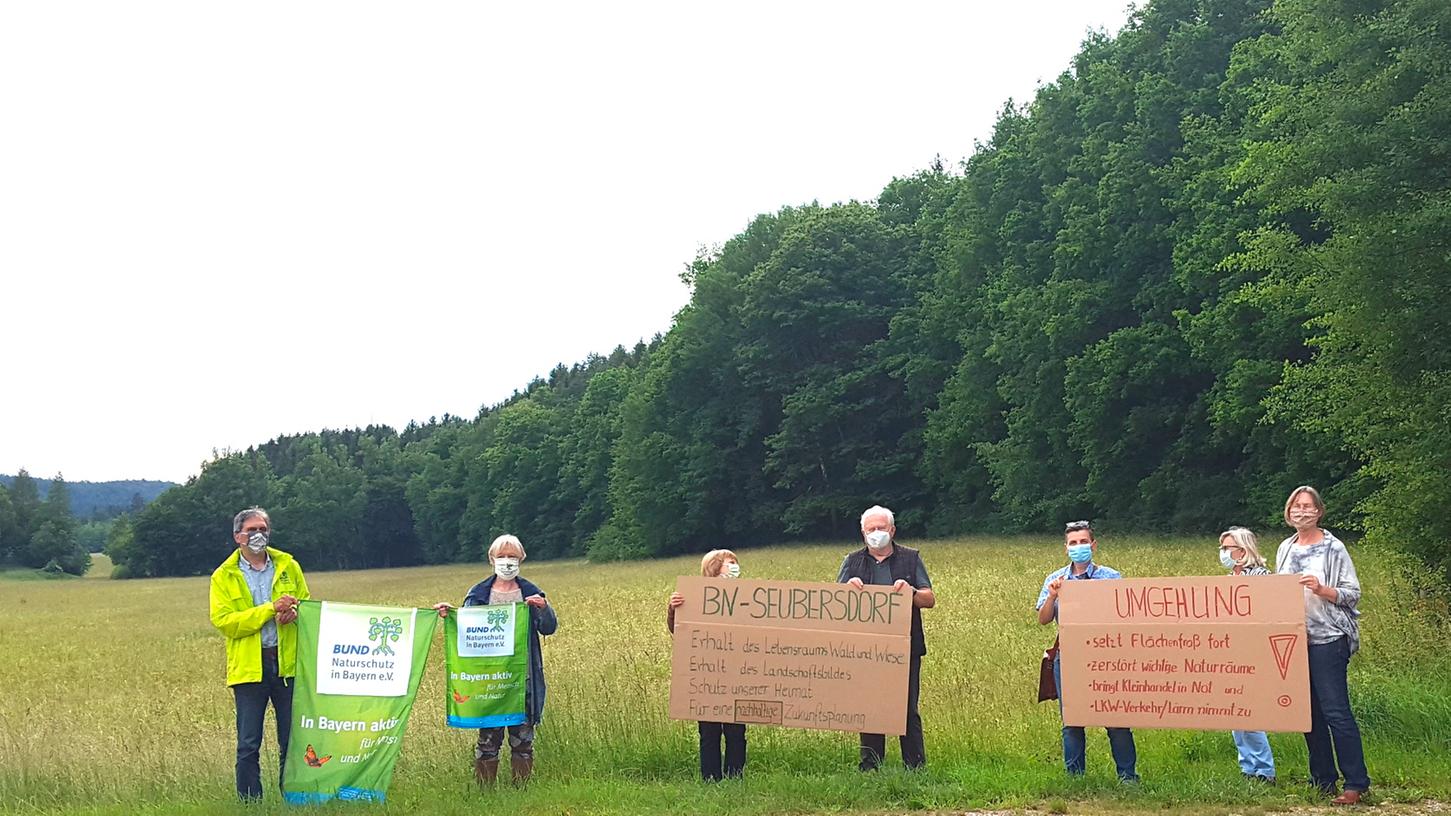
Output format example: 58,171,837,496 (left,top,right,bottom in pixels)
843,545,927,657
